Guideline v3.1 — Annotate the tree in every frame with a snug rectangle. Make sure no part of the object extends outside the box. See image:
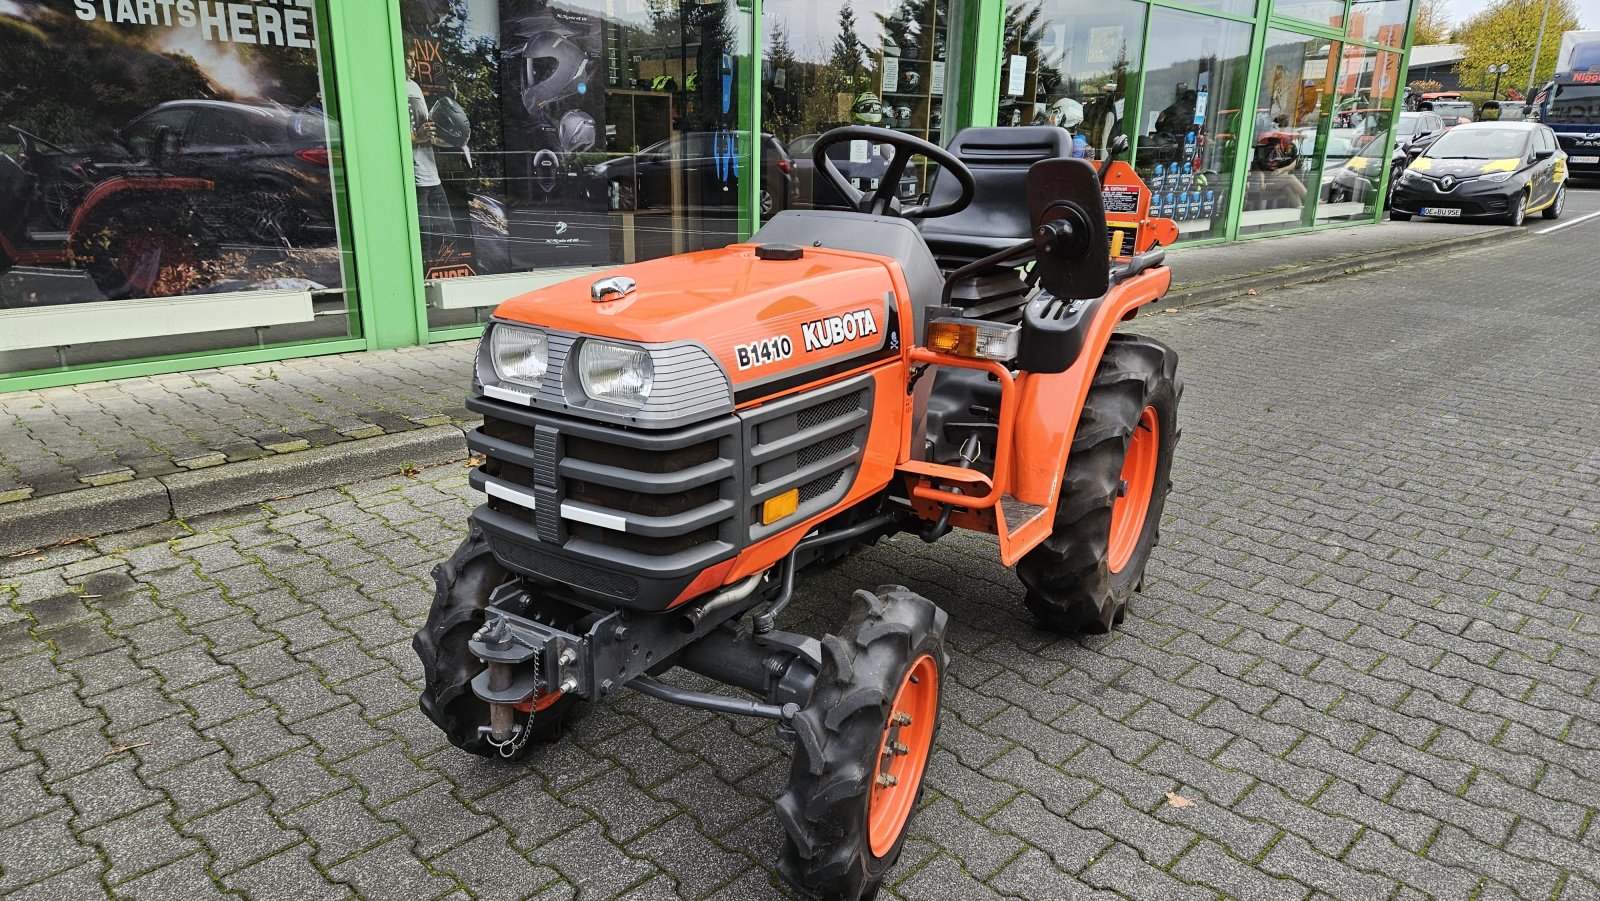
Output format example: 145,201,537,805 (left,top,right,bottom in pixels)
828,3,869,87
1454,0,1582,94
1413,0,1453,44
